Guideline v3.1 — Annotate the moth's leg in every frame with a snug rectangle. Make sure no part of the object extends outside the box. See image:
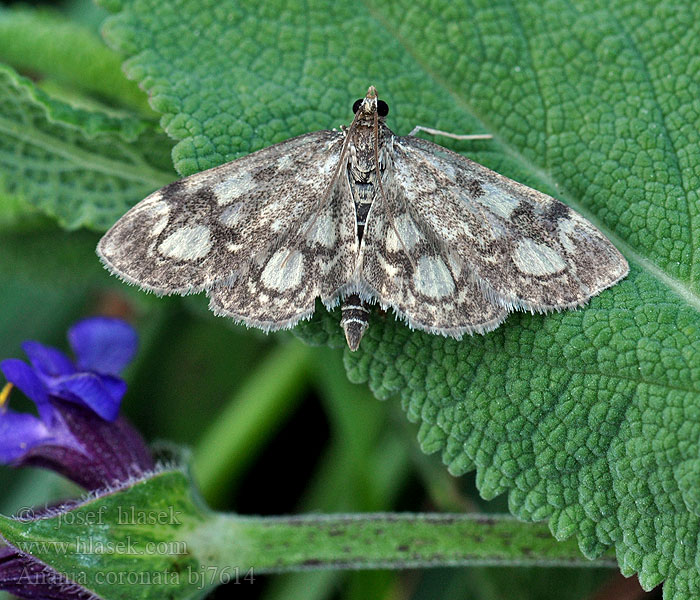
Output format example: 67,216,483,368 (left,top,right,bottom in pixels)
407,125,493,140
